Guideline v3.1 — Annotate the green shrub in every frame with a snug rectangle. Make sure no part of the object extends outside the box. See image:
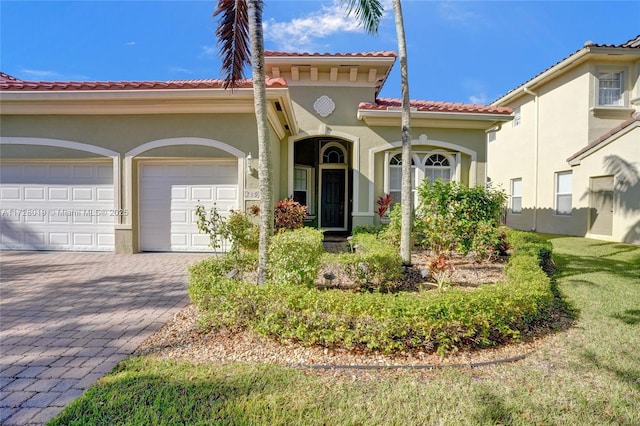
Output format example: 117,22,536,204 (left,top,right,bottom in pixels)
381,203,403,246
268,227,324,286
352,224,385,237
189,228,558,355
330,234,403,292
414,180,506,256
